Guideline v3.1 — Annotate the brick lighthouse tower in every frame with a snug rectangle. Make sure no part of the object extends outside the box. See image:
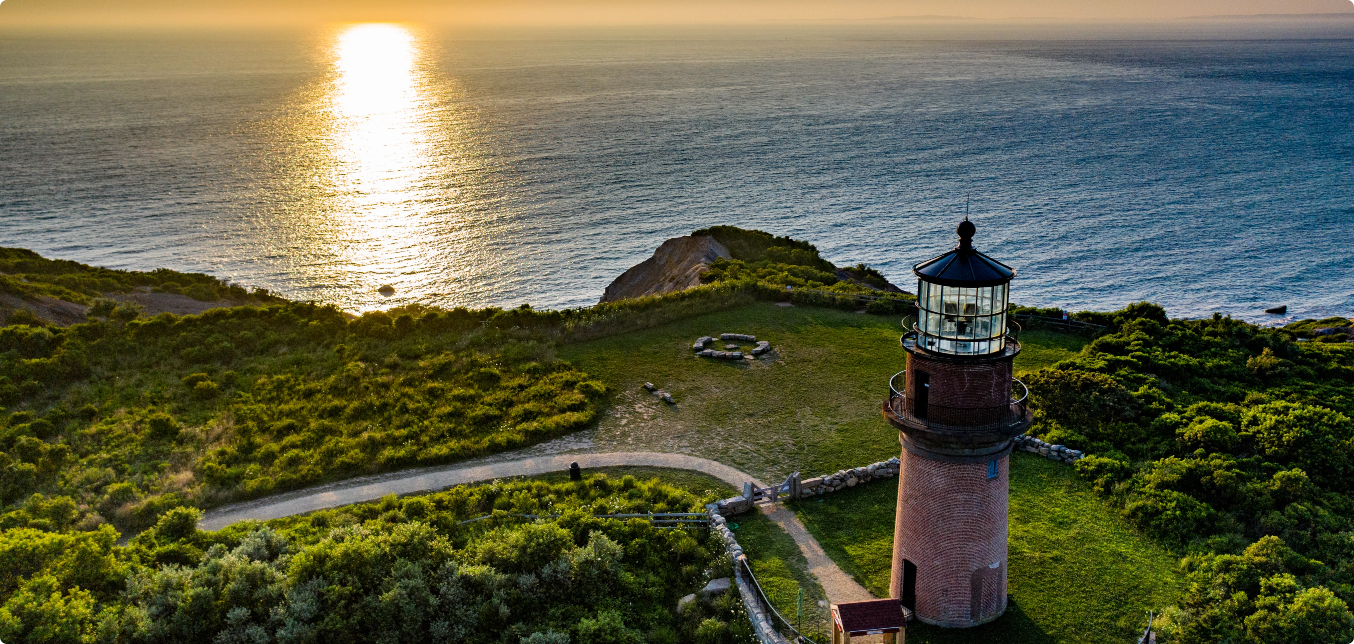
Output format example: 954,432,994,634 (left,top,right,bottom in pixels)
883,218,1031,628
